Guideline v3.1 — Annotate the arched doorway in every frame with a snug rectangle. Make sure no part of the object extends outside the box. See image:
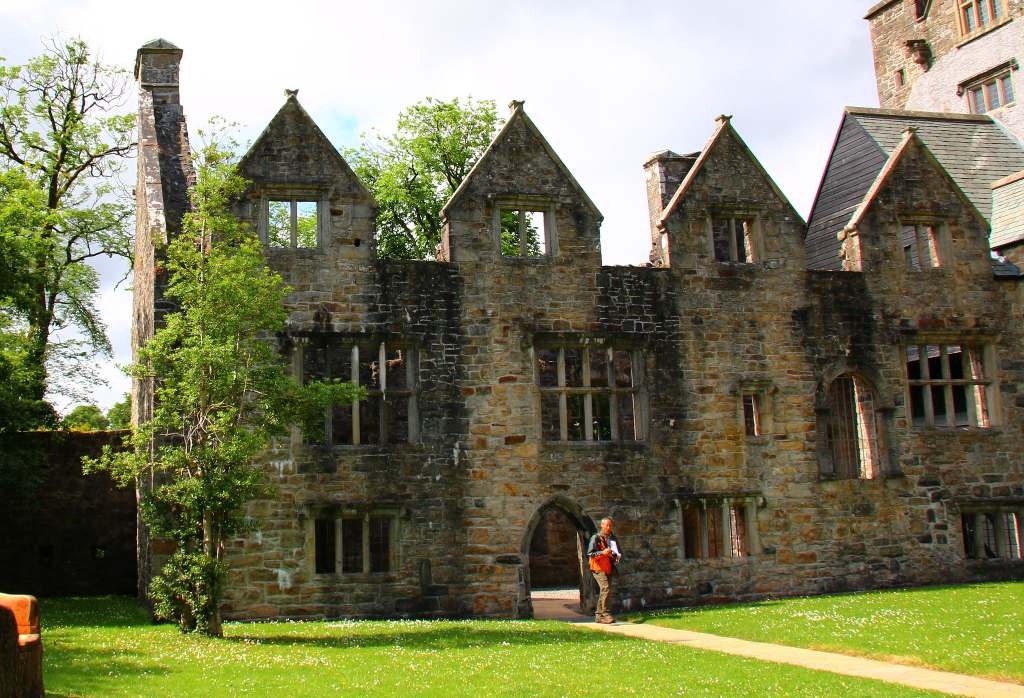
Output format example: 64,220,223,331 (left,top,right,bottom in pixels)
520,497,597,619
